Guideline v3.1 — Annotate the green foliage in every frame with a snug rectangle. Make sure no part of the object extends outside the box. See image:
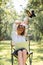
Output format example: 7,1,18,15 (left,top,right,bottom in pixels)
0,0,43,41
0,0,18,40
34,13,43,35
24,0,43,41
